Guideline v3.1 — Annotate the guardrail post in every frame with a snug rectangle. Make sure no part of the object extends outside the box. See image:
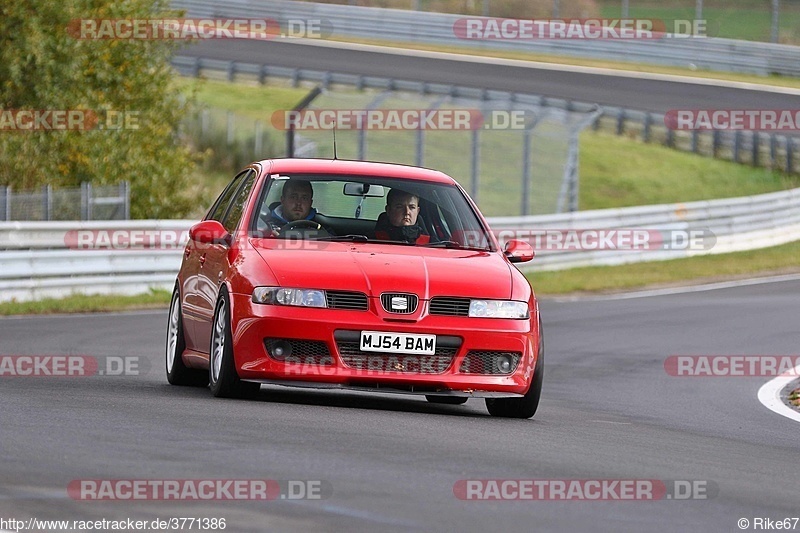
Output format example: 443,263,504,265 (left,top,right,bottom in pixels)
415,127,424,167
751,132,760,167
691,130,699,153
521,128,532,216
191,57,200,78
733,131,741,163
226,112,234,146
712,130,721,157
227,61,236,82
569,148,579,213
201,109,209,141
81,182,93,221
122,181,130,220
259,64,267,85
643,113,652,143
616,109,625,136
471,128,480,203
0,186,9,221
770,134,777,168
771,0,780,44
255,121,263,158
666,127,675,148
42,184,51,221
788,137,795,175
